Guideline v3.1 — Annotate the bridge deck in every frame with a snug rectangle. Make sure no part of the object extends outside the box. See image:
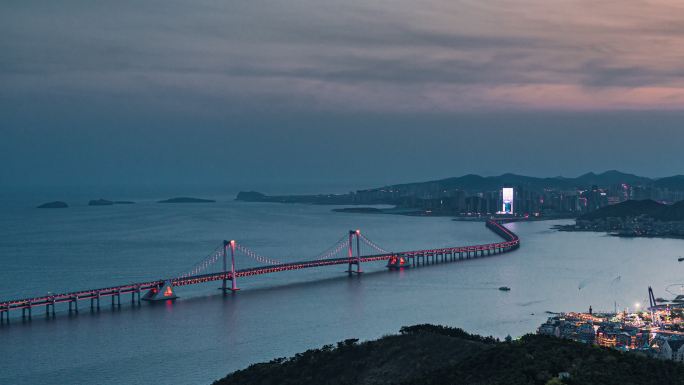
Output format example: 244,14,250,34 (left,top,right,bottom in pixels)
0,220,519,313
